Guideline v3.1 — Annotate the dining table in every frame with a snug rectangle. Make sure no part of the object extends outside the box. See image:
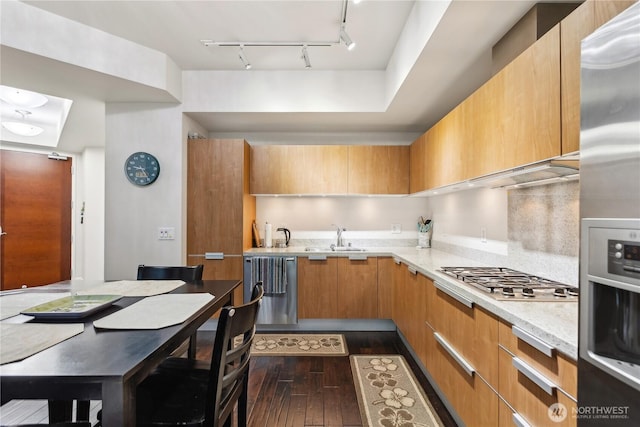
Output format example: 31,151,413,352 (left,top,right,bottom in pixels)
0,278,242,426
